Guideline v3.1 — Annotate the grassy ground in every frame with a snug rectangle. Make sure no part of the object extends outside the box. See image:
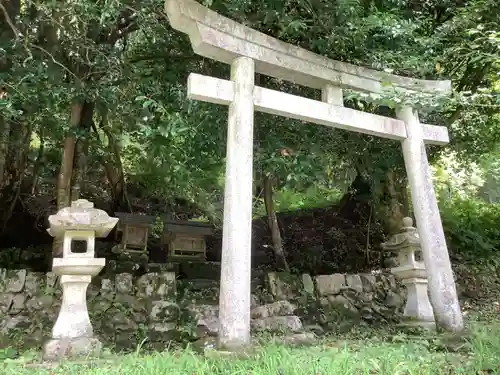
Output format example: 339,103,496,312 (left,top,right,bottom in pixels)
1,321,499,375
